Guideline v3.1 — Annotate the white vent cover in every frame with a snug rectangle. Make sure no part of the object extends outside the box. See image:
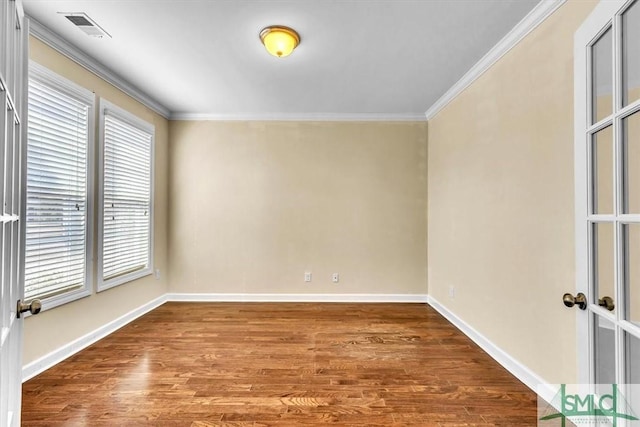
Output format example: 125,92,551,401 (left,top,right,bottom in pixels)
59,12,111,38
